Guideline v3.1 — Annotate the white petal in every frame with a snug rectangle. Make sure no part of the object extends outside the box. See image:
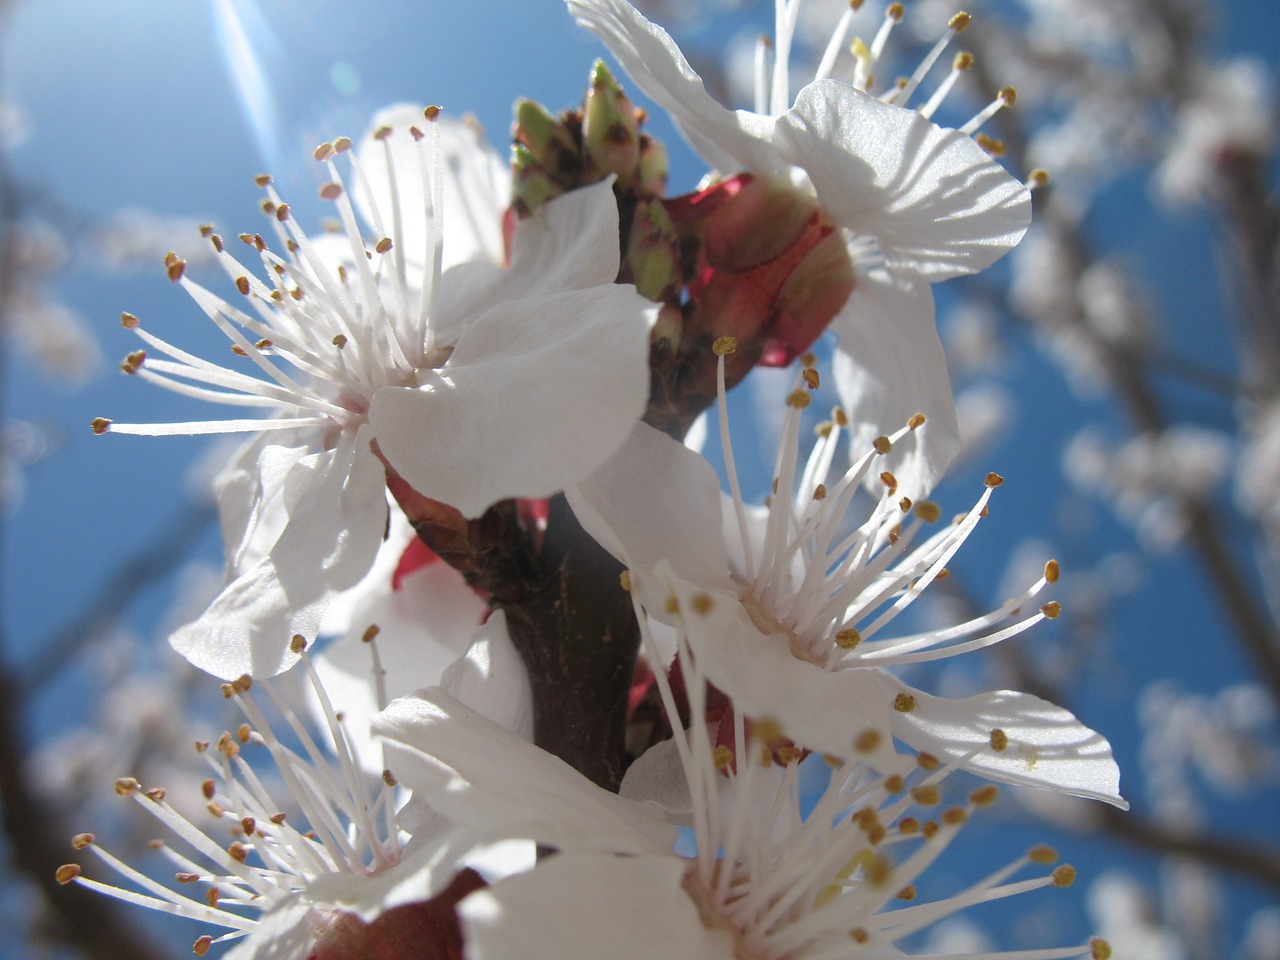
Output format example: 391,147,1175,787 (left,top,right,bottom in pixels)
461,853,731,960
440,611,534,740
305,830,479,922
172,430,388,679
619,734,693,815
566,0,781,174
223,899,314,960
356,105,509,272
832,269,959,495
313,549,487,773
566,421,732,588
370,285,655,517
213,436,309,577
437,177,626,327
878,675,1129,808
774,81,1031,280
658,566,895,765
374,689,676,855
